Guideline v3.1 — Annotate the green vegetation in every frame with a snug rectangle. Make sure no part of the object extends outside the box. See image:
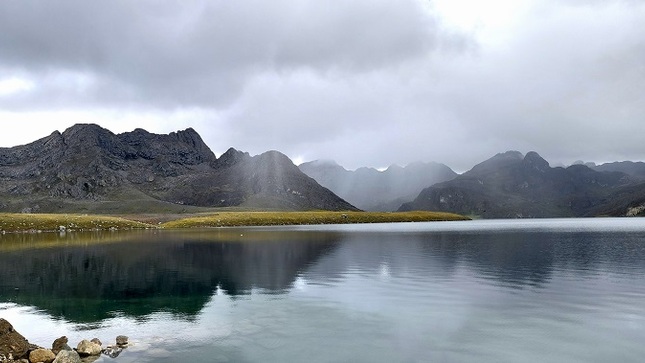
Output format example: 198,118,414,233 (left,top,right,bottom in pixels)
0,211,469,233
161,211,469,228
0,213,153,233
